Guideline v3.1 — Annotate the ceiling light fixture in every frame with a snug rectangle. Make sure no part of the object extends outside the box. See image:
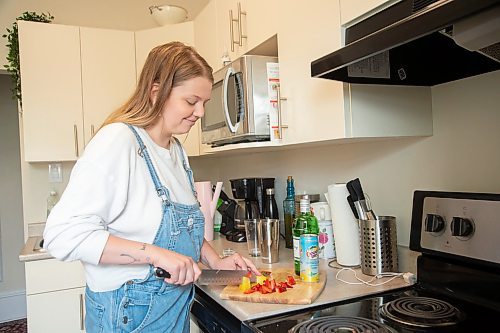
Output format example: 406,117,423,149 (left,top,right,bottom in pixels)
149,5,188,26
